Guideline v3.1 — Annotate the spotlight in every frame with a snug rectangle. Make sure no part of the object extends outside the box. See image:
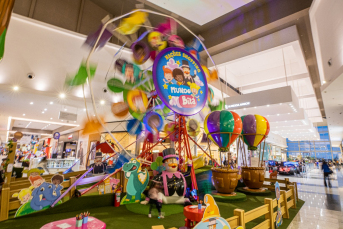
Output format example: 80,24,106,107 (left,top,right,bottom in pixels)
59,93,66,99
50,102,53,105
100,100,105,105
13,86,19,91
